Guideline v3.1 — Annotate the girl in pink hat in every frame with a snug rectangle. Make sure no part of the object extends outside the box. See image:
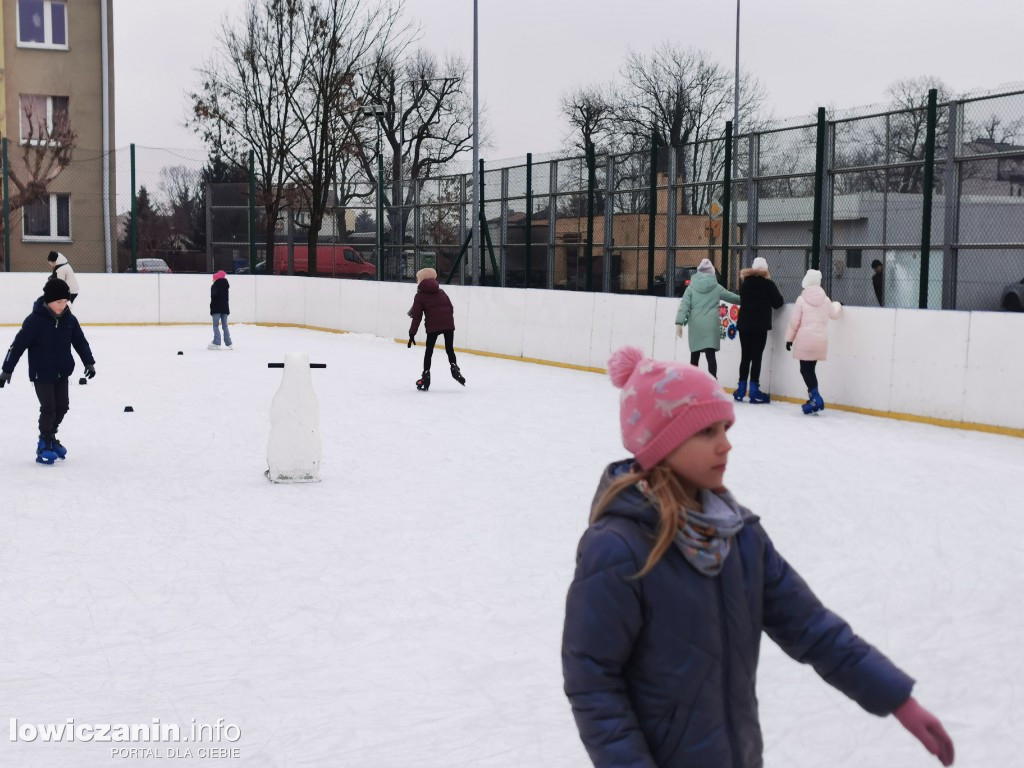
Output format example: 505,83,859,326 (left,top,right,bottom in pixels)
209,270,233,350
561,346,954,768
